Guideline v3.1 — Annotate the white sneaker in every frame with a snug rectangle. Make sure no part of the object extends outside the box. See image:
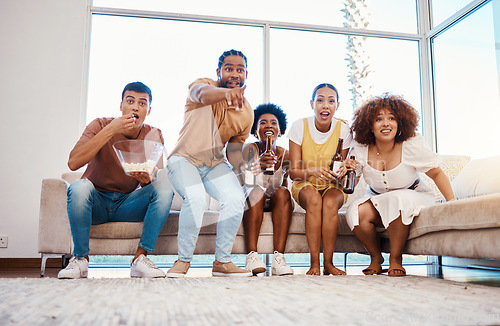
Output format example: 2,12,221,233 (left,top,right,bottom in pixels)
271,251,293,276
245,251,266,275
57,257,89,279
130,254,165,278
